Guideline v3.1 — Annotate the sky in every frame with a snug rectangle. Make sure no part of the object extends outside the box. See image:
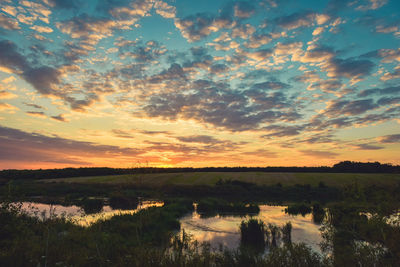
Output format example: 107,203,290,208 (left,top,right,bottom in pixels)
0,0,399,169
